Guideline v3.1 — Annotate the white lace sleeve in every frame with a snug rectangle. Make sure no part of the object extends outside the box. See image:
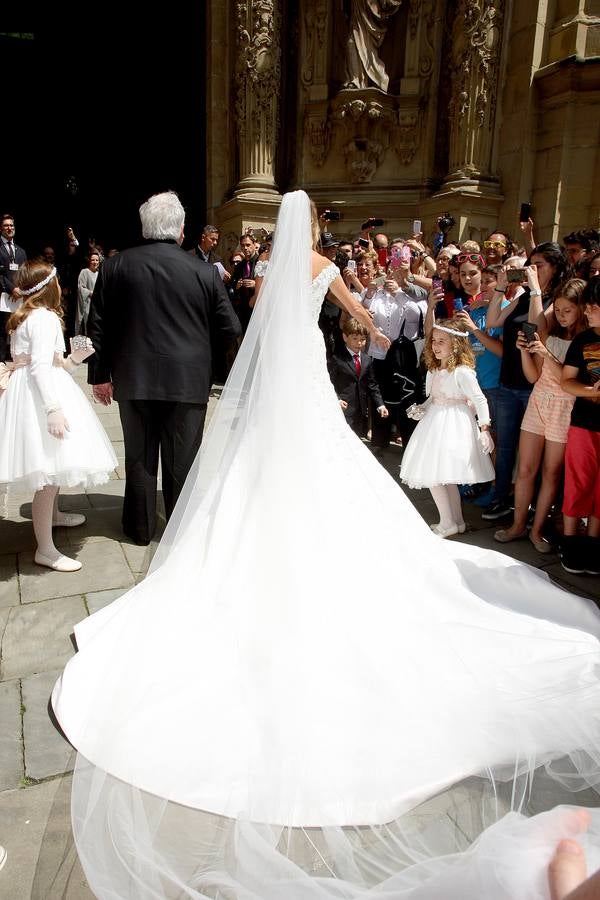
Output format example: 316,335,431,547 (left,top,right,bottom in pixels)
311,263,339,297
254,259,269,278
